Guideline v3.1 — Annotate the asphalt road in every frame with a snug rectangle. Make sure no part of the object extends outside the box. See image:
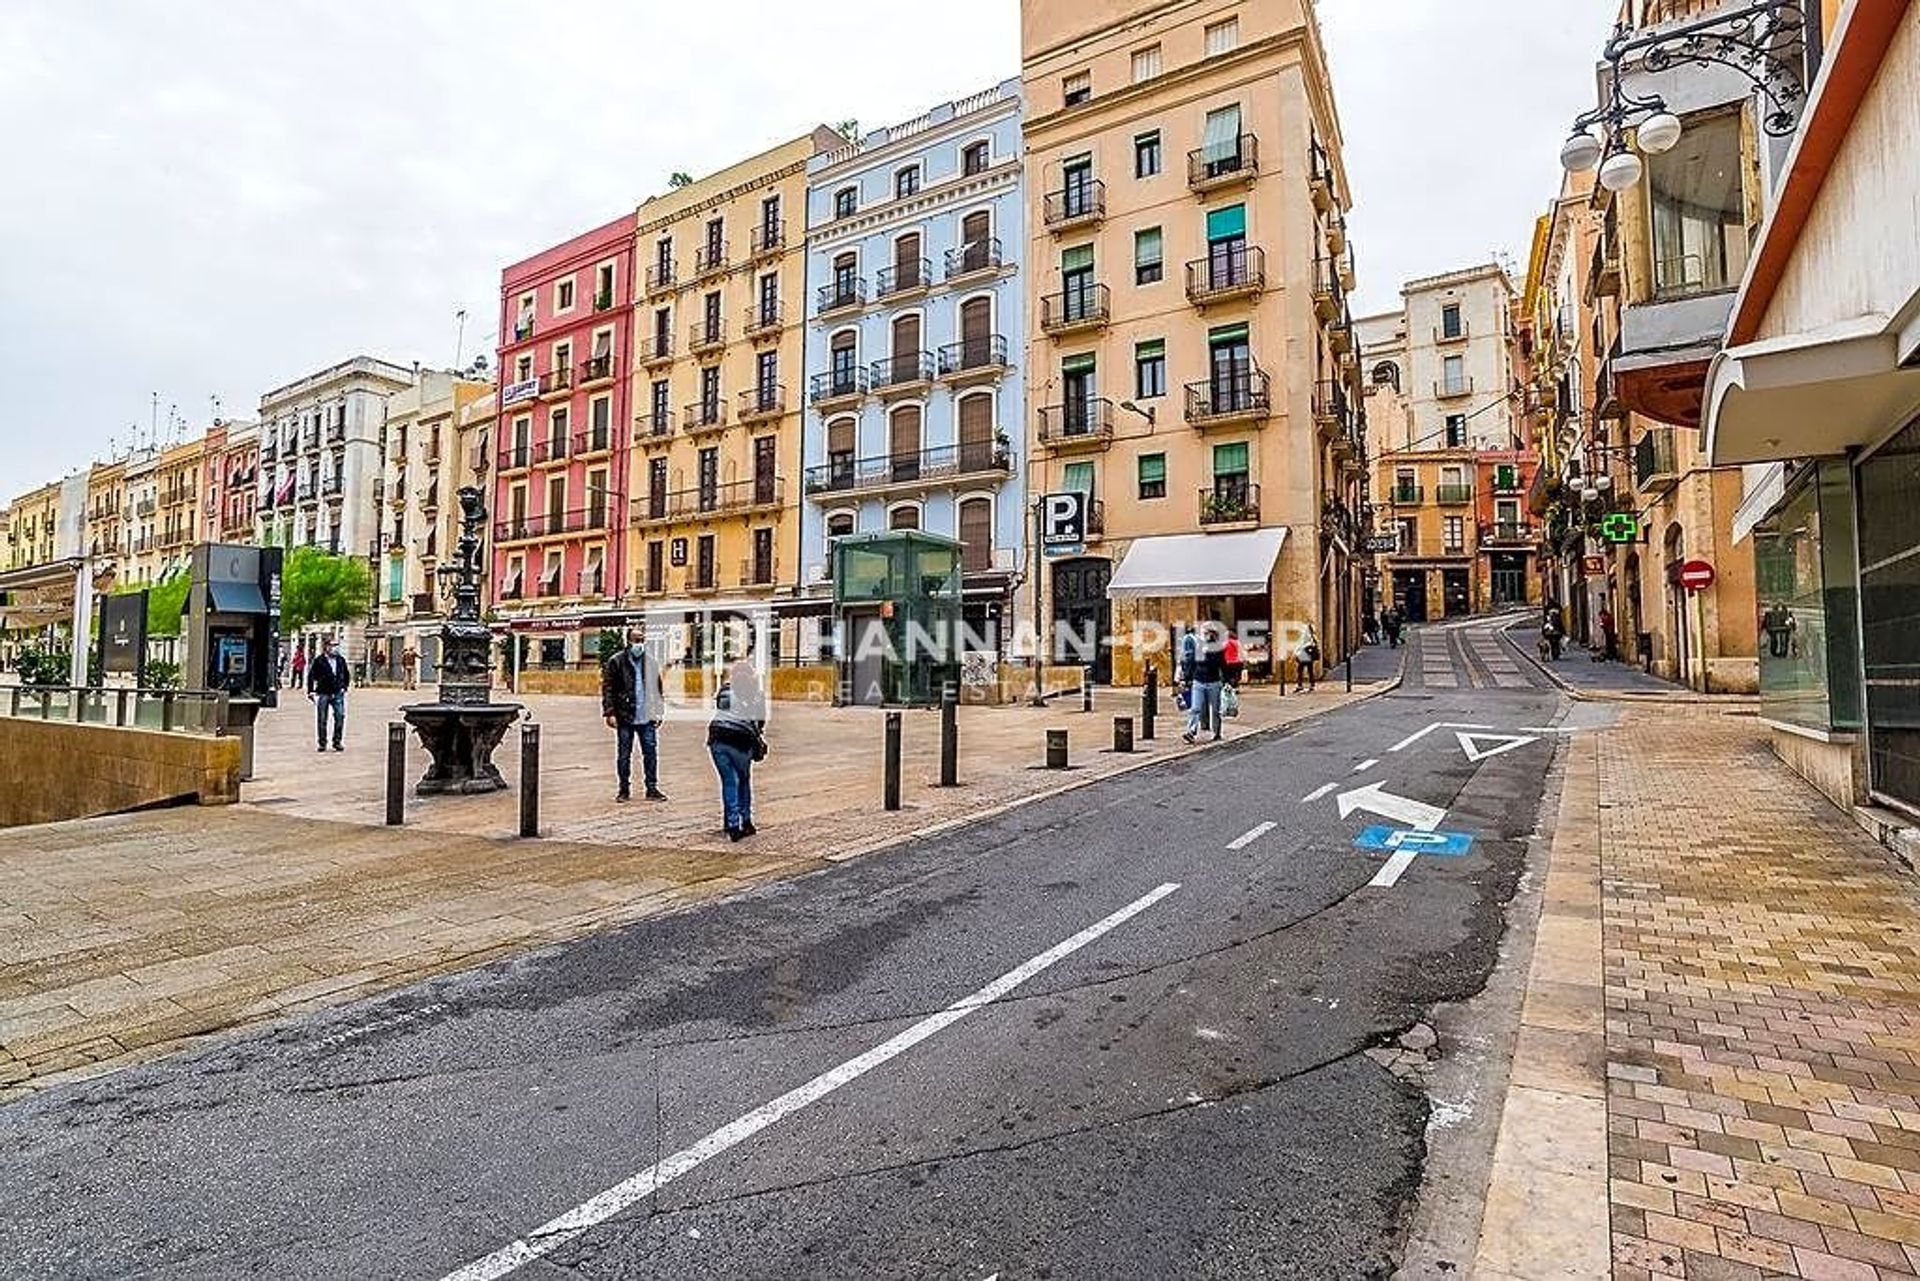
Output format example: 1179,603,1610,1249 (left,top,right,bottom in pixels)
0,616,1569,1280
